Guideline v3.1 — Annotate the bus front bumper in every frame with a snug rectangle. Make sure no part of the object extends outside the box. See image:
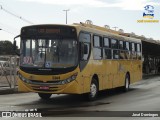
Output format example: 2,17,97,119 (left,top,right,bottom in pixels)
18,78,81,94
